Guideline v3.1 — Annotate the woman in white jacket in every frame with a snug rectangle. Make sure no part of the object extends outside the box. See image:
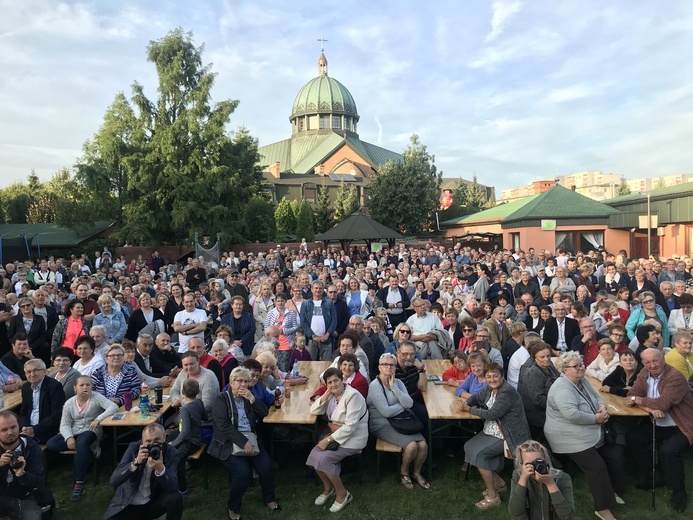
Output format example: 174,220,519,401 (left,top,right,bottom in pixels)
307,367,369,512
46,375,118,501
585,338,620,381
